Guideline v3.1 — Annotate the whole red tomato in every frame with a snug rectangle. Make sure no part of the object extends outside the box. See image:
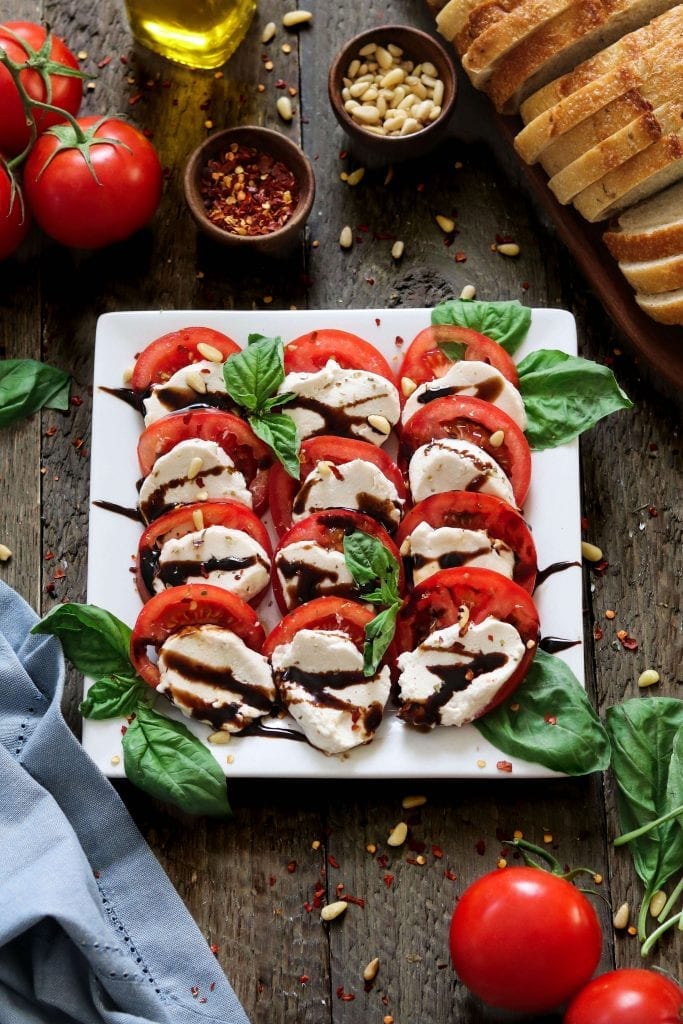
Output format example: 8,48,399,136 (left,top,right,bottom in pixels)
564,968,683,1024
449,866,602,1013
0,22,83,157
23,116,163,248
0,164,30,259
